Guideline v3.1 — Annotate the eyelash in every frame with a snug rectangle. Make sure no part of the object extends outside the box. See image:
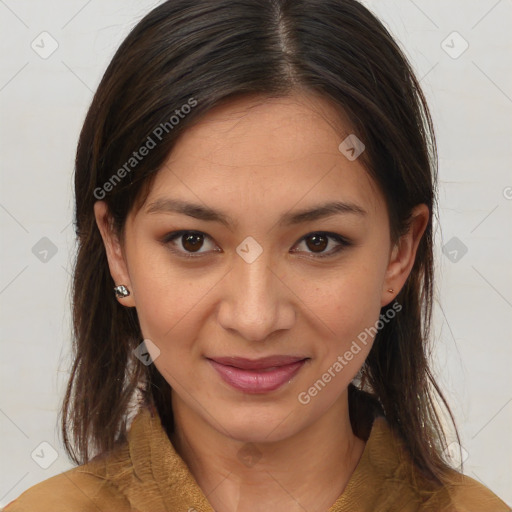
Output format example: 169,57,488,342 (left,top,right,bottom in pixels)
161,230,352,260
